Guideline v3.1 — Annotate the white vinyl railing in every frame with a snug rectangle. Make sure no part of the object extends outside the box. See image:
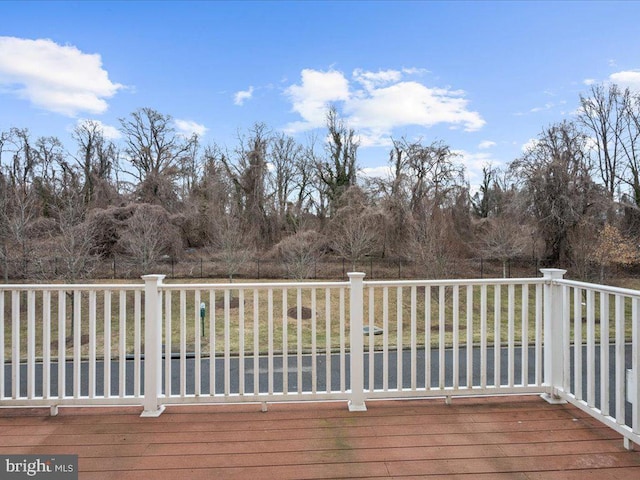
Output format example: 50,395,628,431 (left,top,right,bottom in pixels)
157,278,352,408
361,277,545,399
1,283,145,406
1,269,639,449
553,277,639,450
